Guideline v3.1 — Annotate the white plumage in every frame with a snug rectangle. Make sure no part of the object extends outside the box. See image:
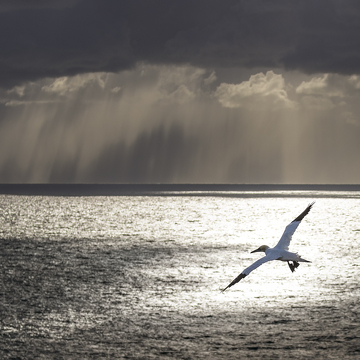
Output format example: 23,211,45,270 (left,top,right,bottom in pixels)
222,202,315,291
